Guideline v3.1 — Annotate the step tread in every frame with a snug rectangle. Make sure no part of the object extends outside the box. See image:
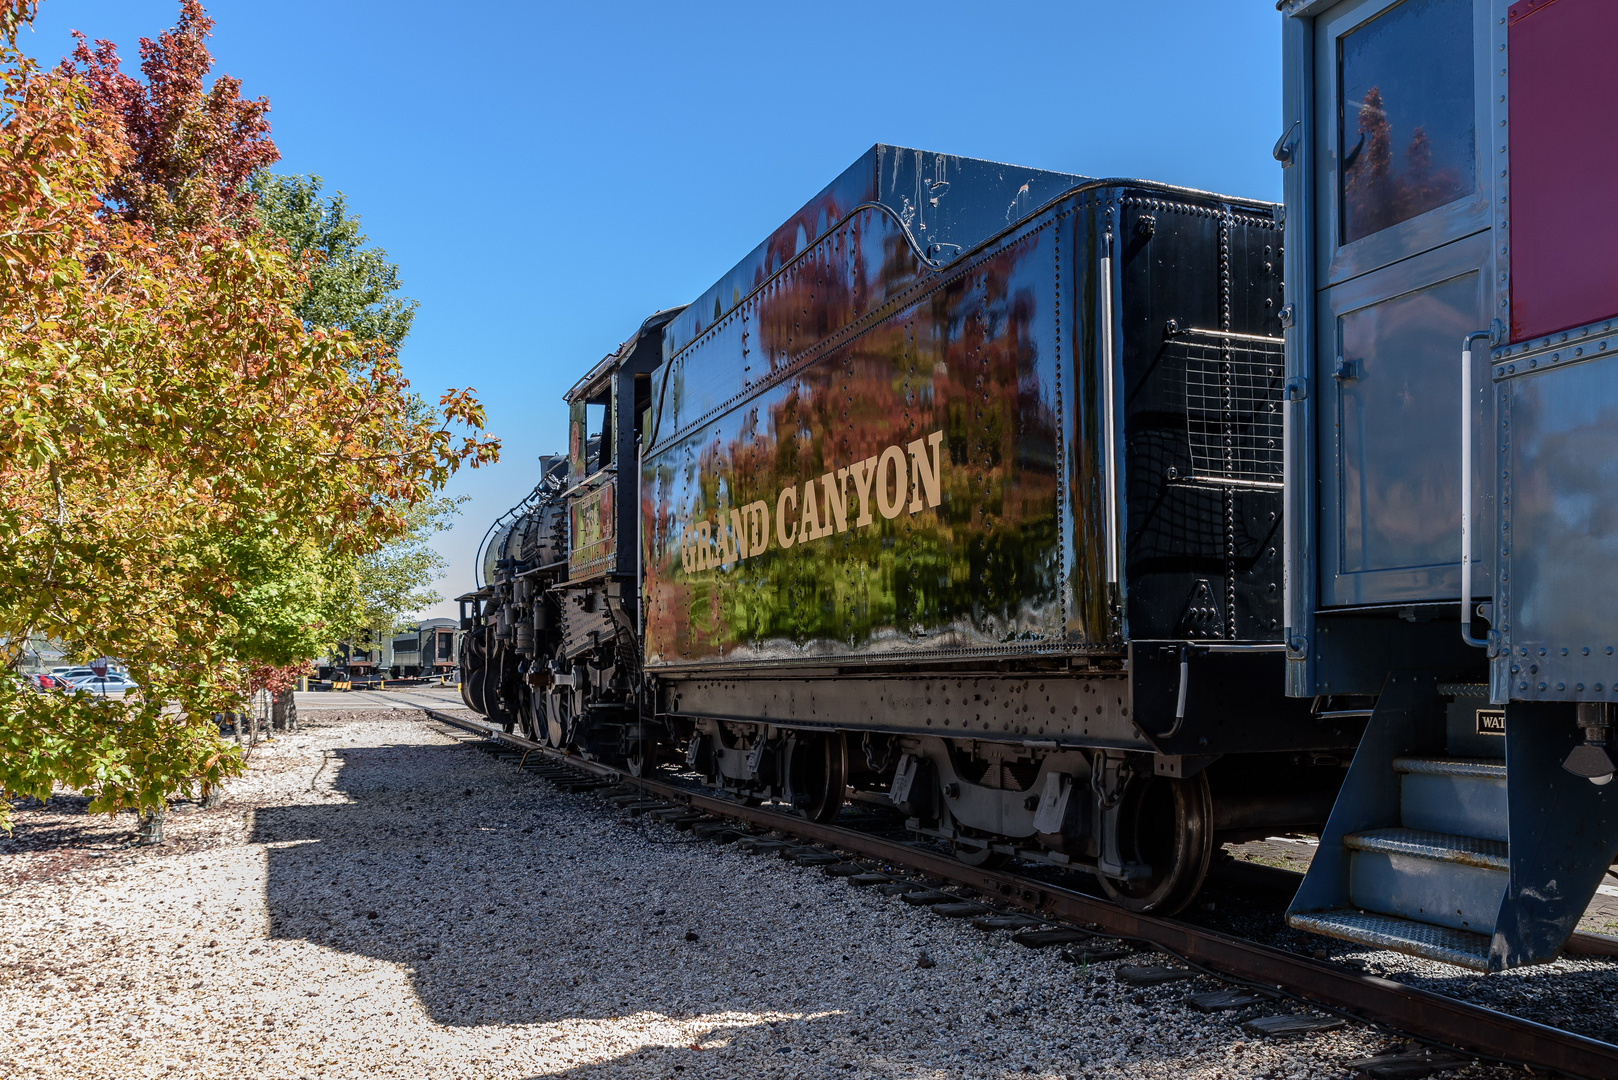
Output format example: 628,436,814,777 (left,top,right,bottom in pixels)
1391,756,1506,780
1288,909,1492,971
1344,827,1508,871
